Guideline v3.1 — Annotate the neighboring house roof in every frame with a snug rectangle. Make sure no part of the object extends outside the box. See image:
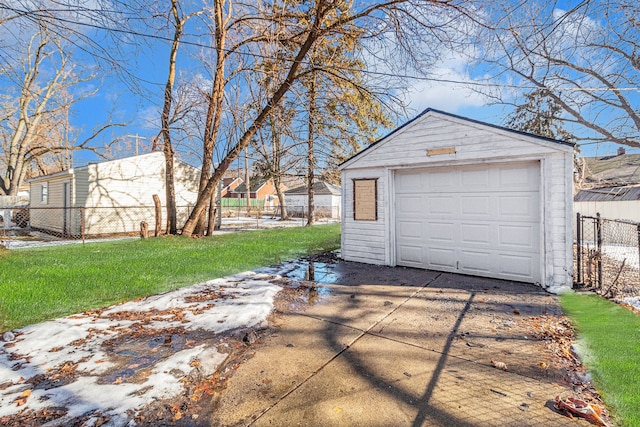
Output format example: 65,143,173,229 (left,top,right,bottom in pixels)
27,152,198,183
582,154,640,185
574,185,640,202
233,179,271,193
340,108,575,169
221,177,242,189
285,181,341,196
